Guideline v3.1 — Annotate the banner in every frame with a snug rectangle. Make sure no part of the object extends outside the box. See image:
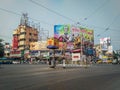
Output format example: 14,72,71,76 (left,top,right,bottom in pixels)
100,37,111,51
54,25,71,42
12,35,18,50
